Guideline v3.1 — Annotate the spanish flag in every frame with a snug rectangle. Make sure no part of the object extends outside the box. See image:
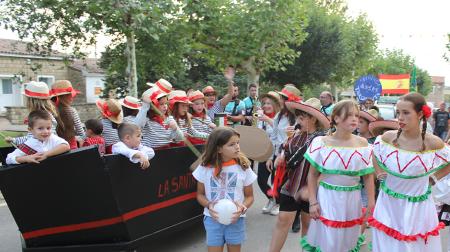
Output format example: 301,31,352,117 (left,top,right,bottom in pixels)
379,74,410,95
